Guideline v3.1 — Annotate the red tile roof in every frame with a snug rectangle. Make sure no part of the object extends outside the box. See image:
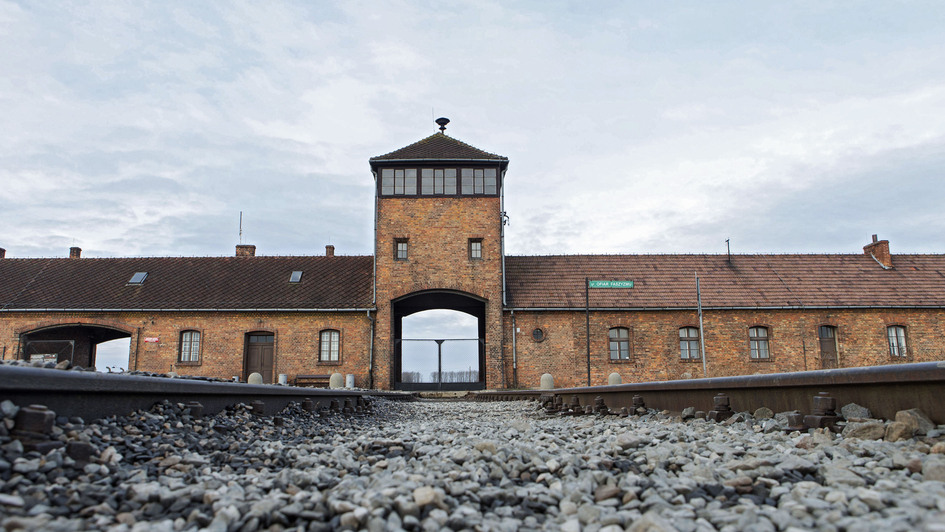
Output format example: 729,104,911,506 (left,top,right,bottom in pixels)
370,133,508,163
3,253,943,311
505,254,945,309
0,256,373,311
